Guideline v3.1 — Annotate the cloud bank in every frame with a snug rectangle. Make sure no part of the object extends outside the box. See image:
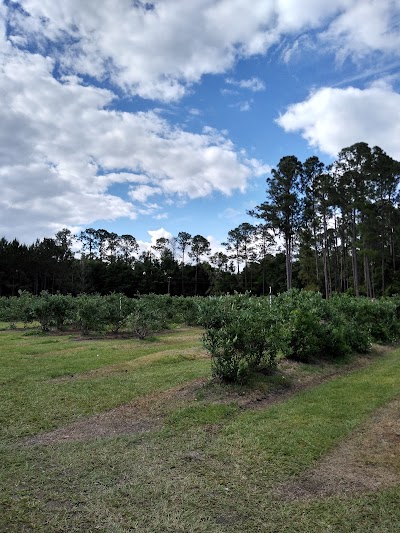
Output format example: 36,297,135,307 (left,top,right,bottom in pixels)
1,0,400,240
